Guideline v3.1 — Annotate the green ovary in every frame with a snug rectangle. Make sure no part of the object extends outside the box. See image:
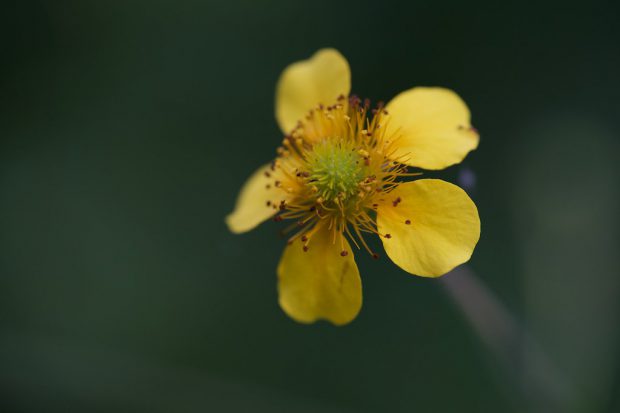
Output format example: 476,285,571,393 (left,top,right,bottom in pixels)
307,140,364,202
